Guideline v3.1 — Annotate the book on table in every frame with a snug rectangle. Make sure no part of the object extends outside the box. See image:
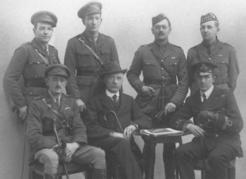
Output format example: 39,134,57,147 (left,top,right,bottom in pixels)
140,128,183,137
